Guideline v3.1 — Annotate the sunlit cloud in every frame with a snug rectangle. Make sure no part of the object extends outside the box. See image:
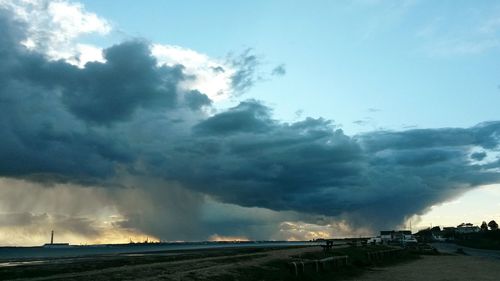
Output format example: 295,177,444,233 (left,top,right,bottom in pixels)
1,0,110,65
151,44,235,101
208,234,250,242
